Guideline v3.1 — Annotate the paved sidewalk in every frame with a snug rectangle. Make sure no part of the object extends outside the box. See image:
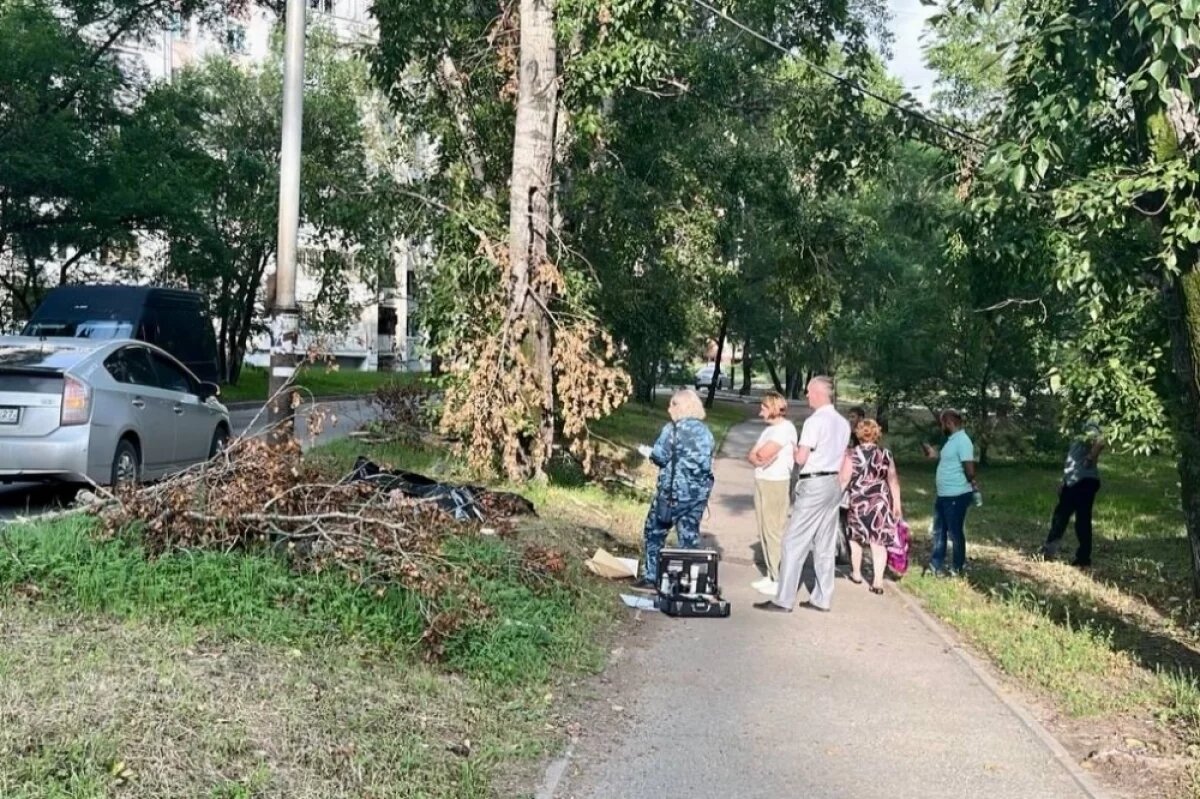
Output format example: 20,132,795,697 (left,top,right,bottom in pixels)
552,417,1099,799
